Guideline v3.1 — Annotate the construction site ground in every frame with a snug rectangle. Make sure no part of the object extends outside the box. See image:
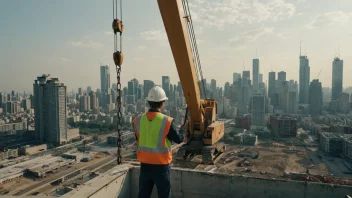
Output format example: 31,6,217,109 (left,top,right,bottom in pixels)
170,141,352,181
